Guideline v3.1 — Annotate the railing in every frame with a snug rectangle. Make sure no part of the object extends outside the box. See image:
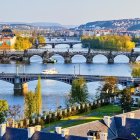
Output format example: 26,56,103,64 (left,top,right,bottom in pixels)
0,73,132,79
0,49,139,55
